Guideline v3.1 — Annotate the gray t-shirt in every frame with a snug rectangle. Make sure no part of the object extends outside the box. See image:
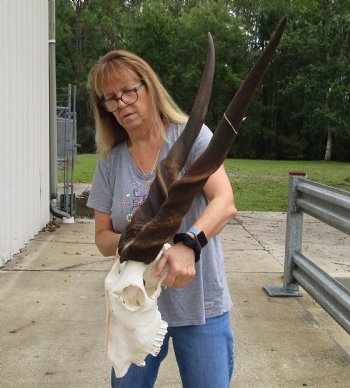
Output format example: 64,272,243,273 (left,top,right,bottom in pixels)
87,122,232,326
